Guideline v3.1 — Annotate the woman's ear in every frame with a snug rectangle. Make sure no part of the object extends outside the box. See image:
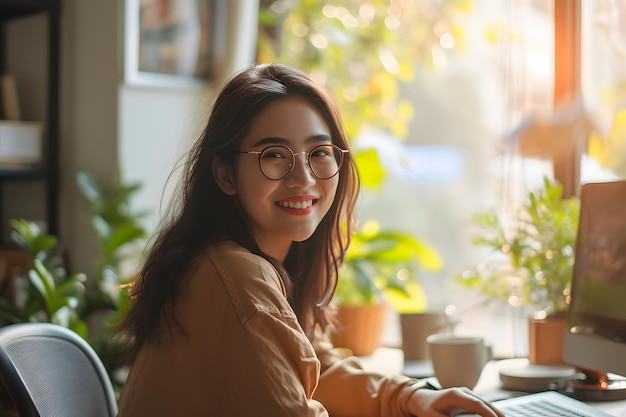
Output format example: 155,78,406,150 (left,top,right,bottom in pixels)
212,157,237,195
